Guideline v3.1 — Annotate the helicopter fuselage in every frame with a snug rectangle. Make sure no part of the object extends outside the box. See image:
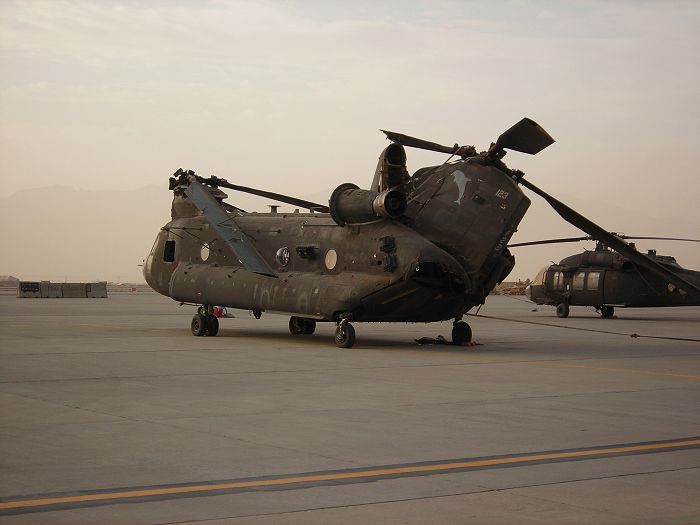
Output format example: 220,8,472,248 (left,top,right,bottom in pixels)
144,156,529,324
